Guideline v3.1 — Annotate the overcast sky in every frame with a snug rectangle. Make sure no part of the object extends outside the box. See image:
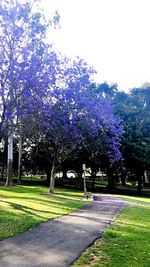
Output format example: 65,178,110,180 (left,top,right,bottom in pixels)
41,0,150,91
